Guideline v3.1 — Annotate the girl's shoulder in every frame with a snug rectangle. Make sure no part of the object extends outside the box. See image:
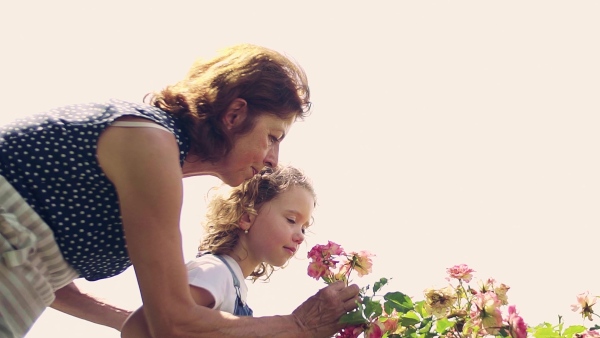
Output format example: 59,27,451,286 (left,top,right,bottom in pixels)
186,253,223,269
186,254,236,289
186,253,235,271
